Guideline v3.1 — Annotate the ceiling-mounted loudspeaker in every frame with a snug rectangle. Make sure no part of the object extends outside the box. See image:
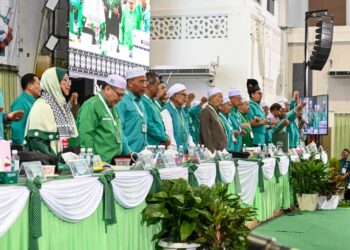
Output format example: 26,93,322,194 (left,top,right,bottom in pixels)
308,17,334,71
